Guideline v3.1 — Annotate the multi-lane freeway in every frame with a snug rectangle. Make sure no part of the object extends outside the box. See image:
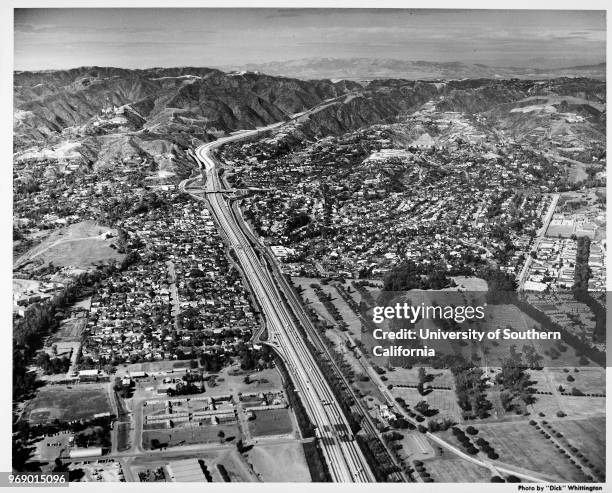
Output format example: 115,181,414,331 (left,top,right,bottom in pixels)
182,123,375,482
